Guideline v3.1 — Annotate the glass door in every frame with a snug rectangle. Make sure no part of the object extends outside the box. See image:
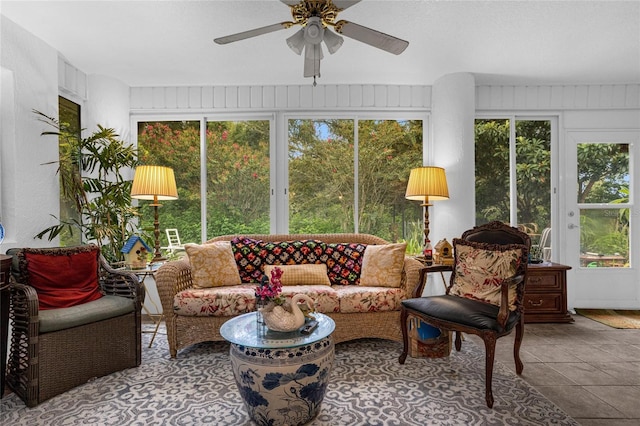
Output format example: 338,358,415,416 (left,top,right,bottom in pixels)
565,131,637,308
